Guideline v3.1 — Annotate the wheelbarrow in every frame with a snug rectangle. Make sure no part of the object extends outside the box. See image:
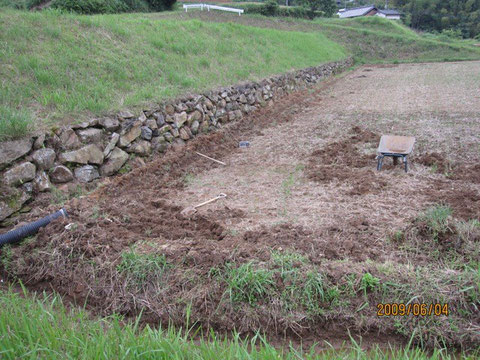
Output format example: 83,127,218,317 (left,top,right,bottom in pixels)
376,135,415,172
